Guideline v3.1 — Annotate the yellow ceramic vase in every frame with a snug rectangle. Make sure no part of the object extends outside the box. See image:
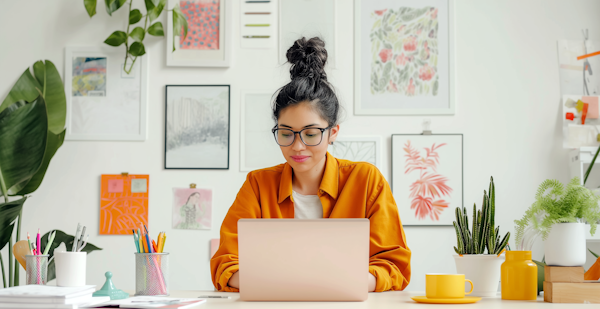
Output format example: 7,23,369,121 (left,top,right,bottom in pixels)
501,251,537,300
